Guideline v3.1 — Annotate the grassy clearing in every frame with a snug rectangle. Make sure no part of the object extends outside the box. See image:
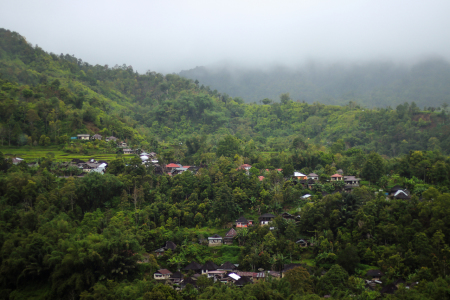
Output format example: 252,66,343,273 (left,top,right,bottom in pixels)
0,146,120,162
